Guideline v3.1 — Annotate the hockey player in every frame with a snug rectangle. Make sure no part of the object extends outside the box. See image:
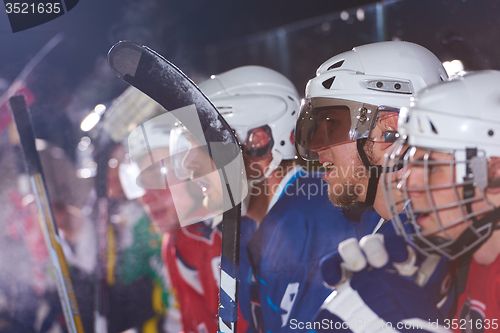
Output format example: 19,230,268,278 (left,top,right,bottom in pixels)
293,41,456,331
294,41,448,219
125,112,249,333
383,70,500,331
317,71,500,333
182,66,381,332
106,142,182,333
